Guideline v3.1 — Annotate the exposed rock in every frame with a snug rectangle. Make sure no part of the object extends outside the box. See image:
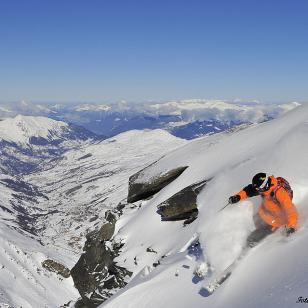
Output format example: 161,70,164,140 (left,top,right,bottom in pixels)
153,261,160,267
116,201,126,214
71,211,132,307
74,299,90,308
157,180,207,221
42,259,70,278
127,165,188,203
98,211,116,241
146,247,157,254
60,300,74,308
183,210,199,225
